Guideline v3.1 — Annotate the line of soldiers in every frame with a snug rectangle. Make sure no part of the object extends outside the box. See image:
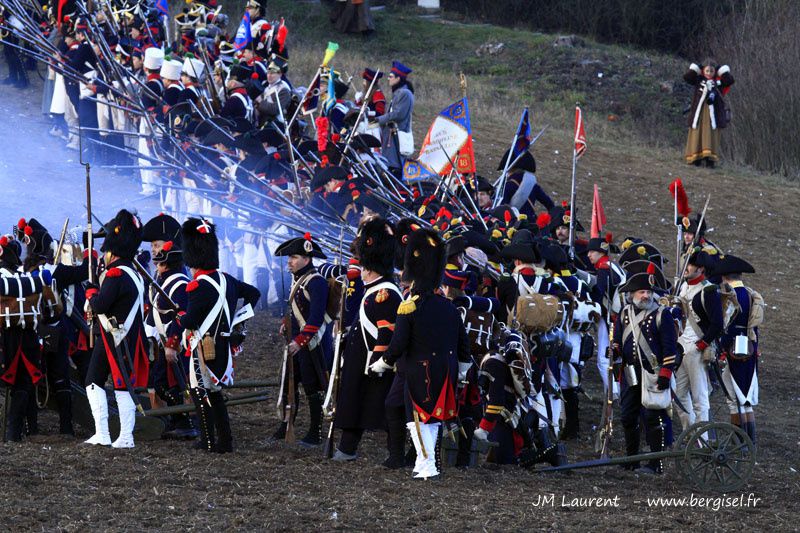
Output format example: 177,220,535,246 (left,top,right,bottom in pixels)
1,212,259,453
272,204,763,478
